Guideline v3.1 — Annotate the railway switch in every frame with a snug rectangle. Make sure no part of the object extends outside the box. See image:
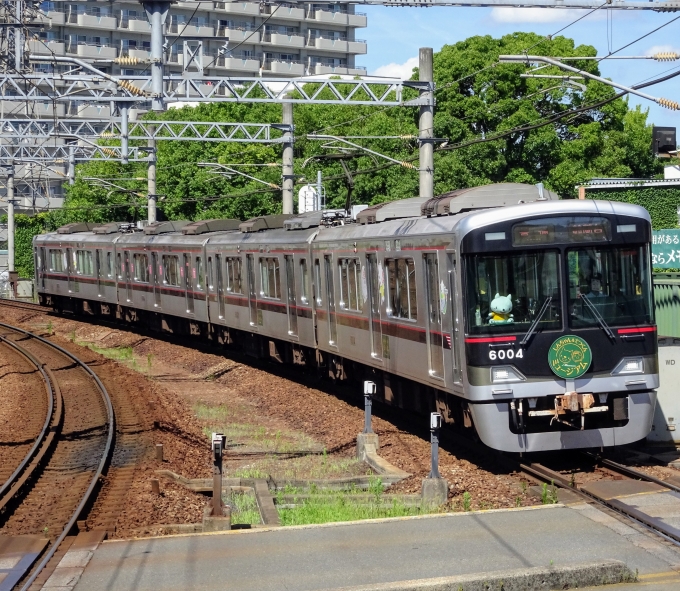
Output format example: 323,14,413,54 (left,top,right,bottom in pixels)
429,412,442,479
364,381,376,434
